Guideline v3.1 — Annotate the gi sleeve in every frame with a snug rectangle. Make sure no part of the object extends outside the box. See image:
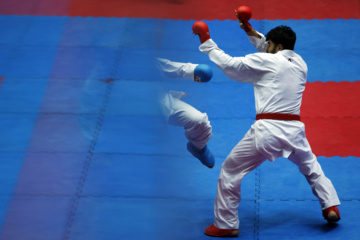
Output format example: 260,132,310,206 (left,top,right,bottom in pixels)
199,39,269,83
248,31,268,53
156,58,197,80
